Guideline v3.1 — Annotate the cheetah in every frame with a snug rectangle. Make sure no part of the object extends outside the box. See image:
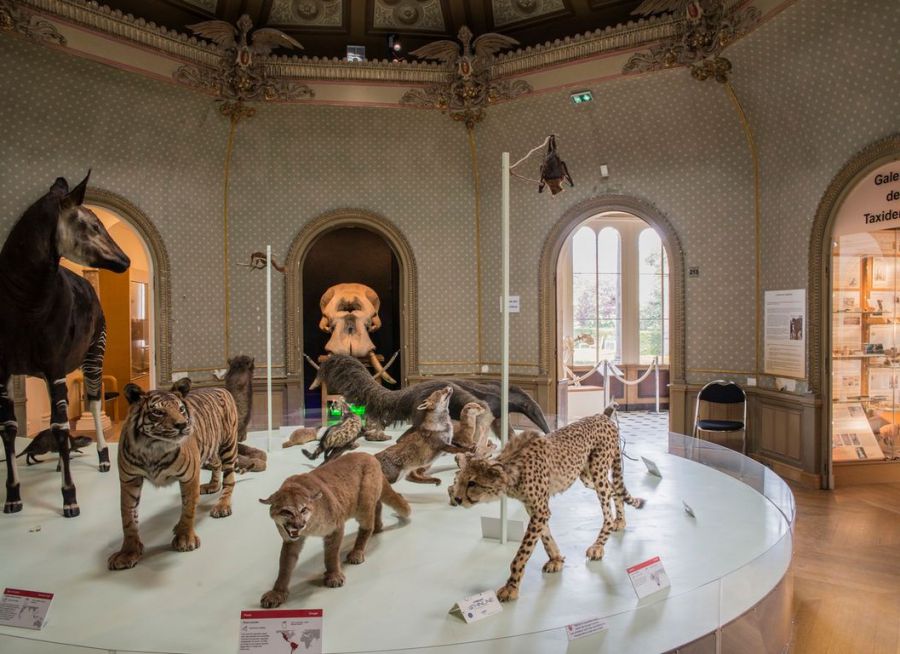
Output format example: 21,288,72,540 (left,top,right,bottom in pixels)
448,407,644,602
